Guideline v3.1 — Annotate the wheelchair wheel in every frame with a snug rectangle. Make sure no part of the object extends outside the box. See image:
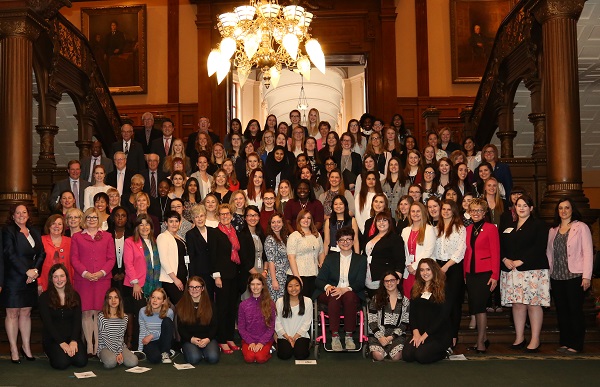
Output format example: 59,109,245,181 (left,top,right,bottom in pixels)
362,343,370,359
314,341,320,359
